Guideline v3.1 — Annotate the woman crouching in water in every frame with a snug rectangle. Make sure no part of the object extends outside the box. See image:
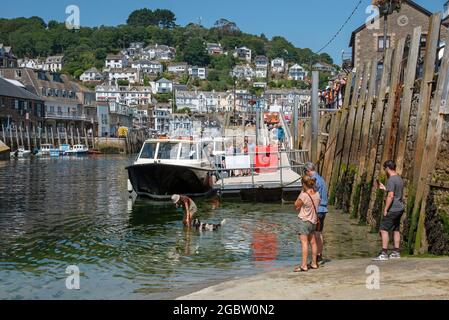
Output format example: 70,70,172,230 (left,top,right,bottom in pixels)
294,175,320,272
